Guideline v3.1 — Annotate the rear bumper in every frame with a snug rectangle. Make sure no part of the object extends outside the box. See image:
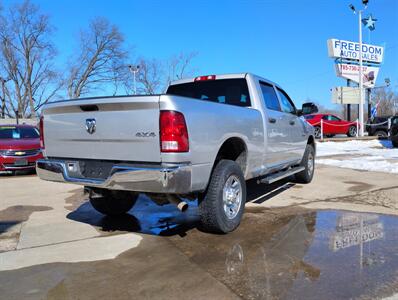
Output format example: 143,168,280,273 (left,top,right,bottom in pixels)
36,159,192,194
